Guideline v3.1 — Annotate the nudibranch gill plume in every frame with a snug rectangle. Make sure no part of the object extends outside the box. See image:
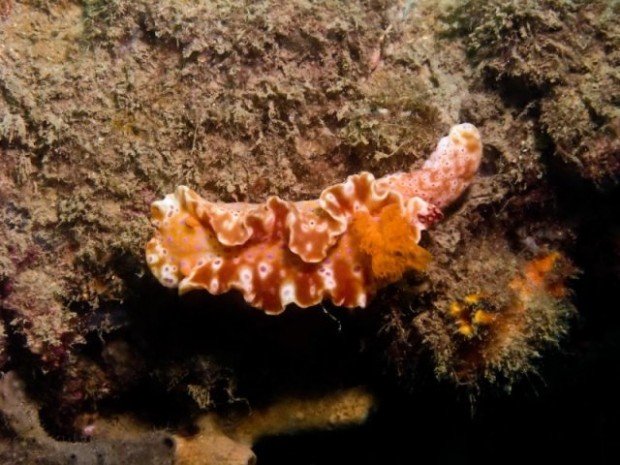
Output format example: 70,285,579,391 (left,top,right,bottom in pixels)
145,123,482,314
